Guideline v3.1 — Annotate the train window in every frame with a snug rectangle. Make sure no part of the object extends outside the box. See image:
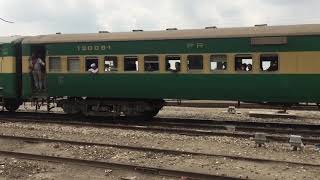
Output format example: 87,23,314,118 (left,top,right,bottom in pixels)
235,55,253,72
85,56,99,73
261,54,279,71
210,55,227,71
124,56,138,71
67,57,80,72
166,55,181,72
49,57,61,72
188,55,203,71
144,56,159,72
104,56,118,72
